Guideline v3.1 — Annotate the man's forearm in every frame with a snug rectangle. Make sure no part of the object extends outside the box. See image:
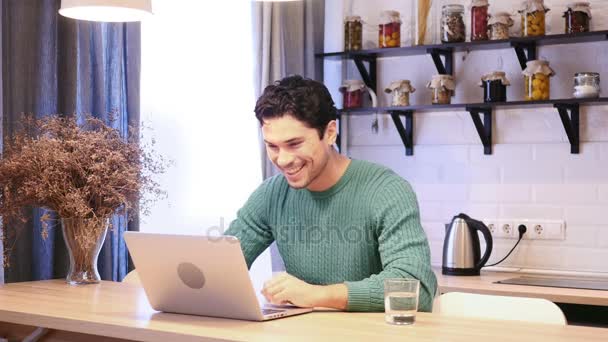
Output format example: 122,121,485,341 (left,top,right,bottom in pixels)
314,283,348,310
